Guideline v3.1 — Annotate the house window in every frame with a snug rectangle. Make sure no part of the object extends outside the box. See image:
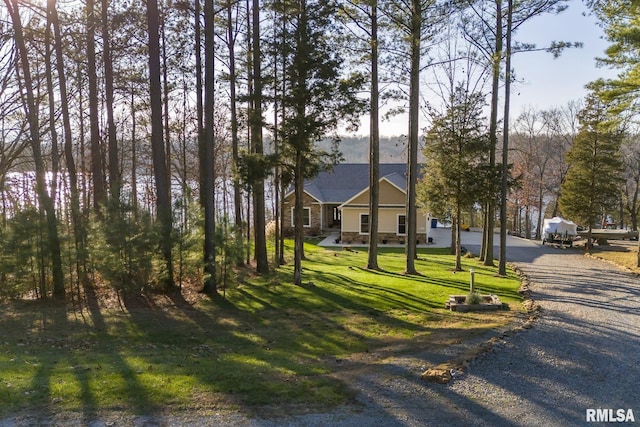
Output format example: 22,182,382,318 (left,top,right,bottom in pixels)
397,215,406,235
291,207,311,227
360,214,369,234
303,208,311,227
